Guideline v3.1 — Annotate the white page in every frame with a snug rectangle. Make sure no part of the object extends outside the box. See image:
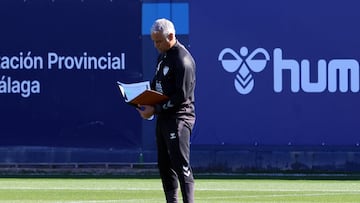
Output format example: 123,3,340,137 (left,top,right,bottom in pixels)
117,81,150,102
